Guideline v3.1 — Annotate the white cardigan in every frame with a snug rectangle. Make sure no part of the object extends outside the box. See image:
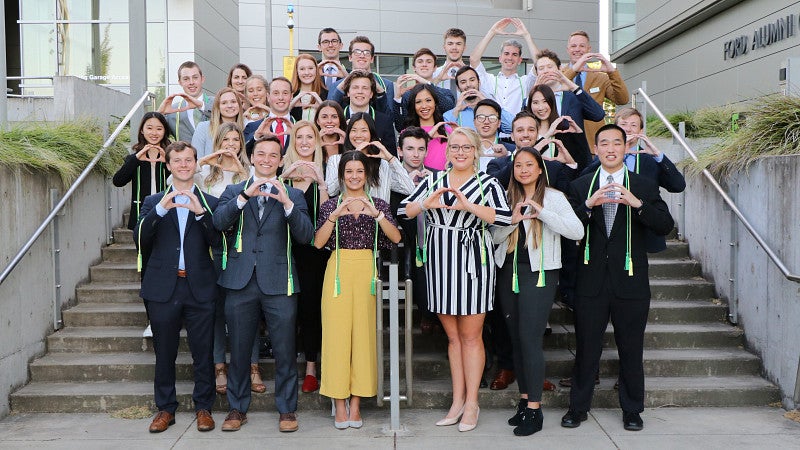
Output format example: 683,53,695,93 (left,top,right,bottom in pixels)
325,154,415,202
491,188,584,271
